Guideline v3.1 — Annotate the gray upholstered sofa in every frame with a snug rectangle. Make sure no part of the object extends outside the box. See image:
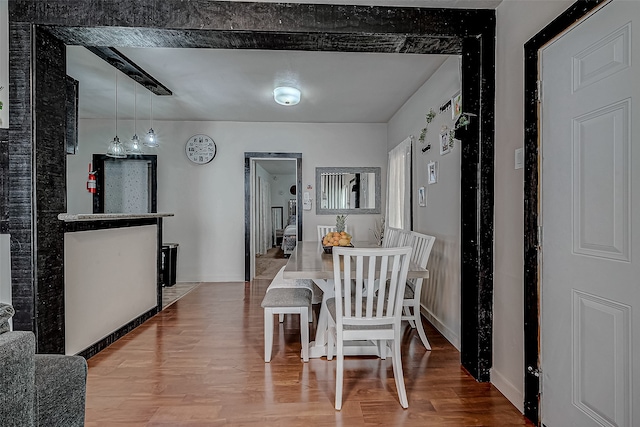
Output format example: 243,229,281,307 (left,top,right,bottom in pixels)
0,304,88,426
